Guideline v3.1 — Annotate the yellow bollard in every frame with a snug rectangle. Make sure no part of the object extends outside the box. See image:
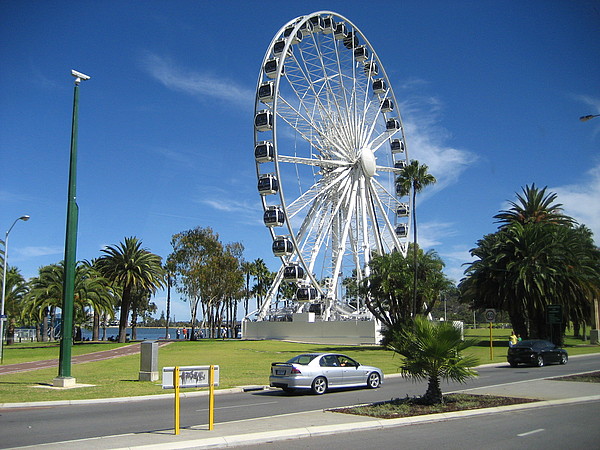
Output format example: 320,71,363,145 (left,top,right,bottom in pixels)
209,365,215,430
174,366,180,435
